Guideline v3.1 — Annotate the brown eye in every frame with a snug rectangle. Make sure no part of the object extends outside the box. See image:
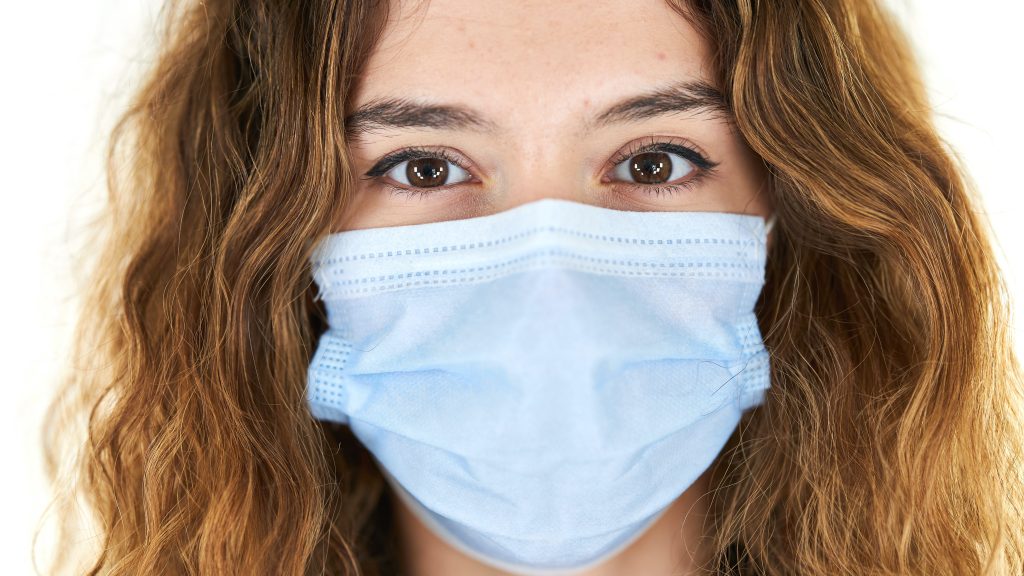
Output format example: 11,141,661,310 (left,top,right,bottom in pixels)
384,156,473,189
630,152,671,184
611,150,694,185
407,158,448,187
